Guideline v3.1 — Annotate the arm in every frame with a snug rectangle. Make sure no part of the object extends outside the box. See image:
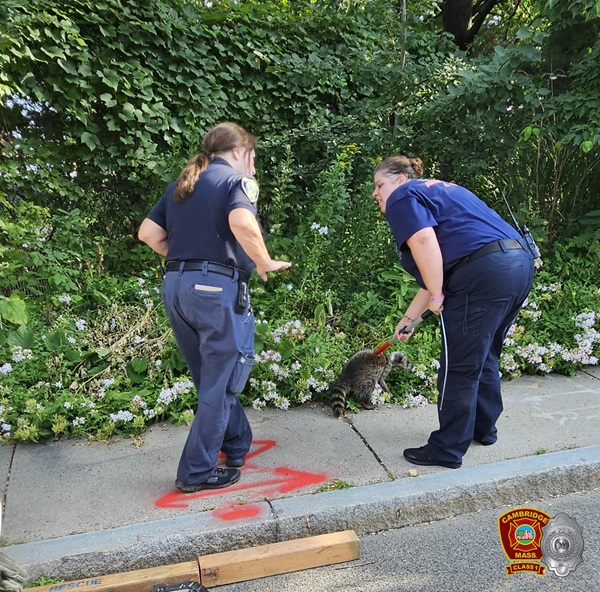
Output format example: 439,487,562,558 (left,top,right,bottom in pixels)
138,218,169,257
394,227,444,340
228,208,292,281
406,226,445,308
